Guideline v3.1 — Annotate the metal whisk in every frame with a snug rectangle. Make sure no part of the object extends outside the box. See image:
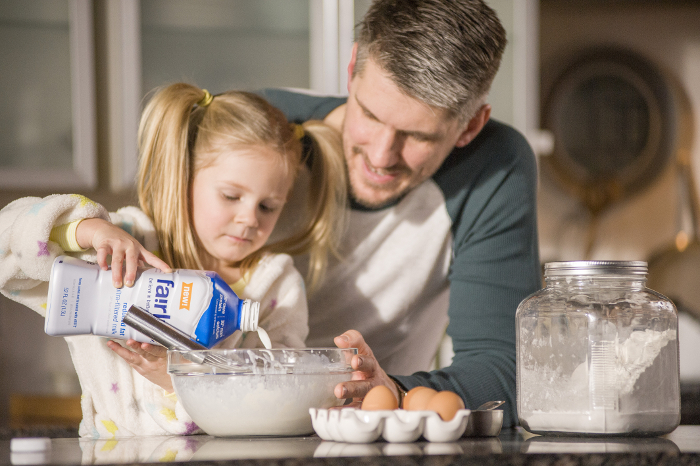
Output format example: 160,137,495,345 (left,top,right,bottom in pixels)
122,305,234,370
